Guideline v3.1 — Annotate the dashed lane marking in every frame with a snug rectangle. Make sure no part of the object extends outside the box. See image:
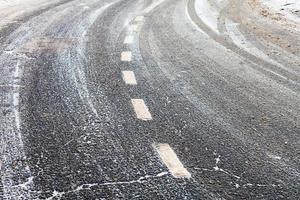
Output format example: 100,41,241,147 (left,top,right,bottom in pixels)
131,99,152,120
135,16,144,22
124,35,134,44
122,71,137,85
121,51,132,62
153,143,191,178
